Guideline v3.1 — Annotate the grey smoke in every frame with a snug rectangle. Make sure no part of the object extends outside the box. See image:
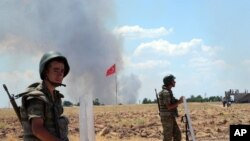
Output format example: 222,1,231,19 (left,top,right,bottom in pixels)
0,0,141,104
118,74,141,104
